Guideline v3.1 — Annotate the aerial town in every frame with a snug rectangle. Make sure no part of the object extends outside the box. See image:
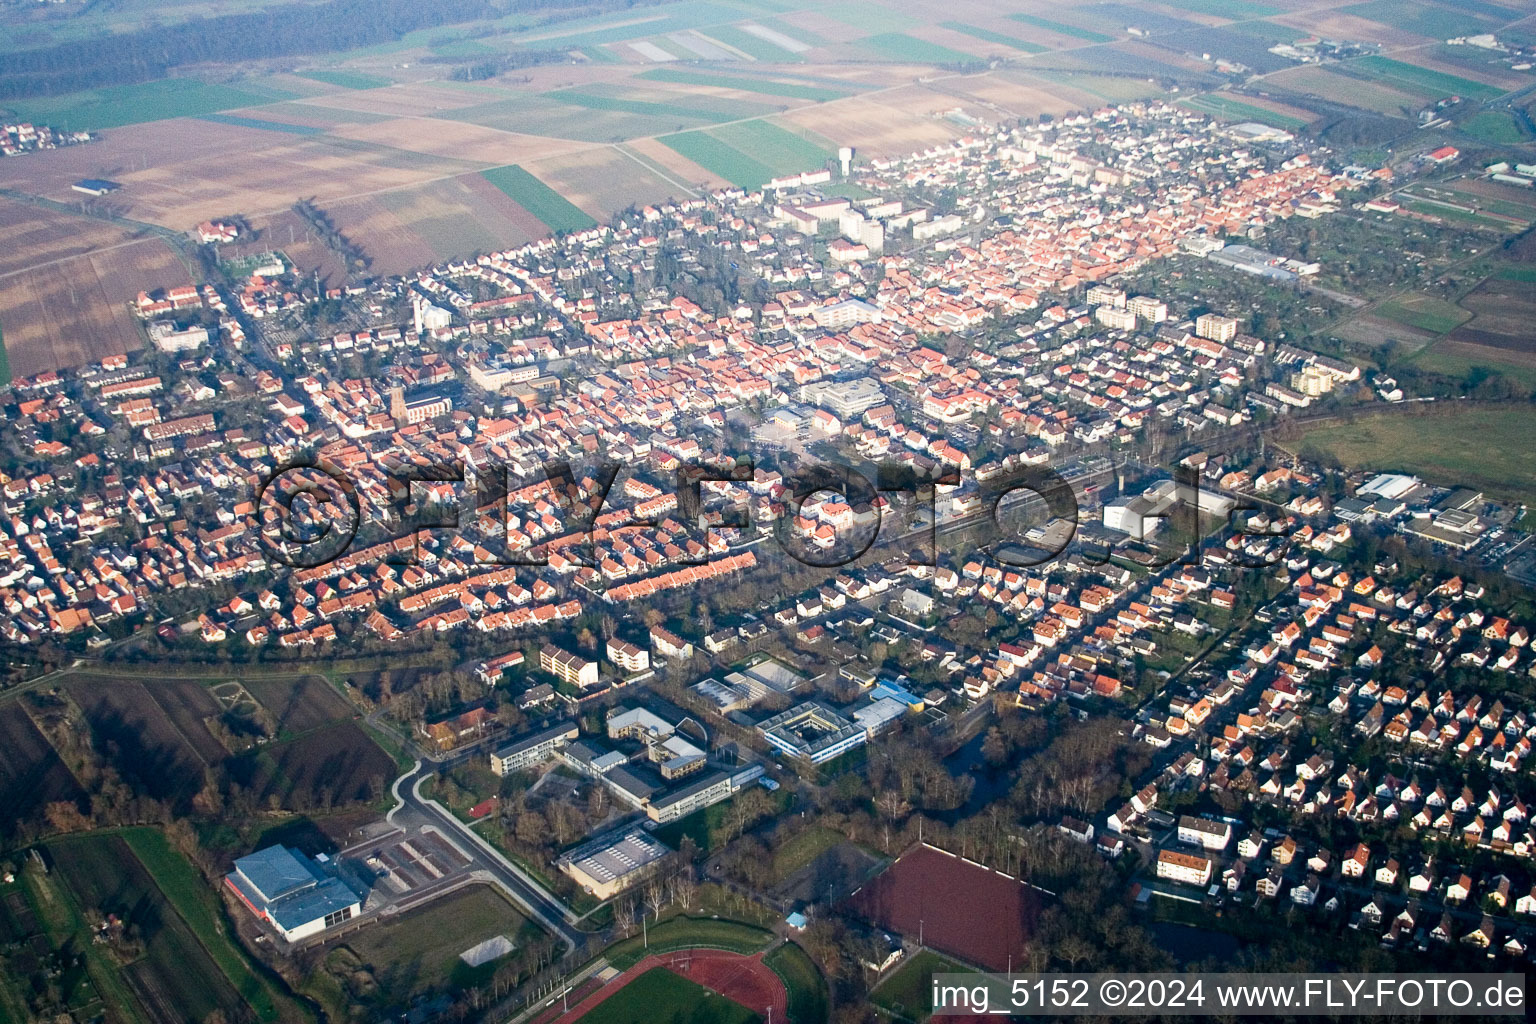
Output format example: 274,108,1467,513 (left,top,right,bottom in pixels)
3,0,1536,1022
